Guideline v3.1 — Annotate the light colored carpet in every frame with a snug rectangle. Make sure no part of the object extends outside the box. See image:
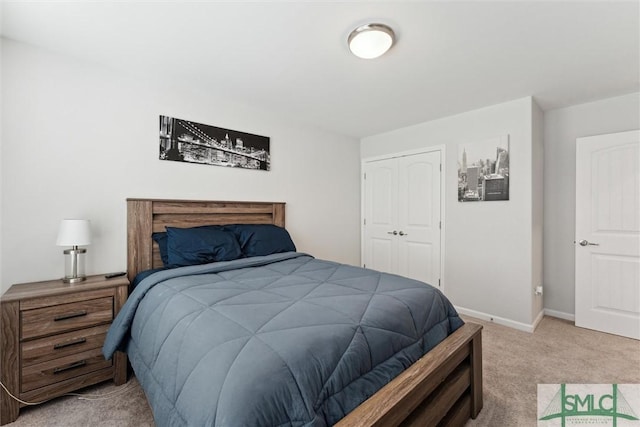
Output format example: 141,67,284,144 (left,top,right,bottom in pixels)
6,316,640,426
465,316,640,426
